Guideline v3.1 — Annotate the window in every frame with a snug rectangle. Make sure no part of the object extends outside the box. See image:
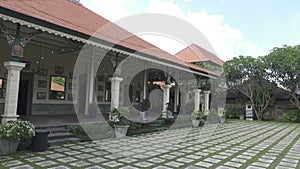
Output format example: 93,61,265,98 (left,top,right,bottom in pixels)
49,75,66,100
